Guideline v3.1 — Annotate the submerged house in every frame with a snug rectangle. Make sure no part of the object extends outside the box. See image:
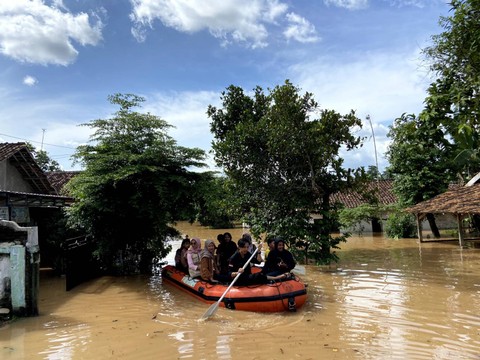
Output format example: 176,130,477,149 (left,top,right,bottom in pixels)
332,180,398,233
0,143,74,221
0,142,75,316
